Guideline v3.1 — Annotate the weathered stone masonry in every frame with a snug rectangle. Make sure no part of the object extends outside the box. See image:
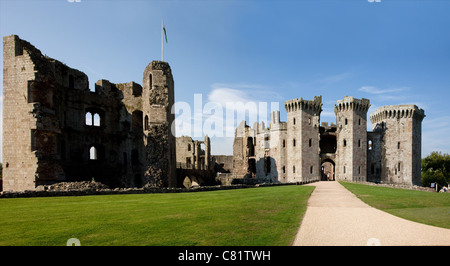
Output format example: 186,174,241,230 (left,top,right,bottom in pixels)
2,35,176,191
